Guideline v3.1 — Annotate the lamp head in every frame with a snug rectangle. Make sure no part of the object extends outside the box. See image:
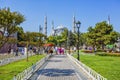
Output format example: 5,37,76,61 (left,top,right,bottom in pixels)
76,21,81,28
